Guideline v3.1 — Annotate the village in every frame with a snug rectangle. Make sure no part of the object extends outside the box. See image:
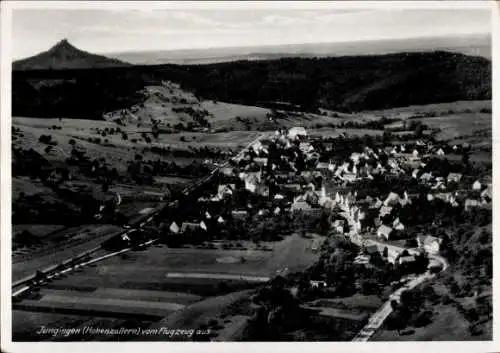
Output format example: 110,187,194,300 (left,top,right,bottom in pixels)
112,124,491,290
